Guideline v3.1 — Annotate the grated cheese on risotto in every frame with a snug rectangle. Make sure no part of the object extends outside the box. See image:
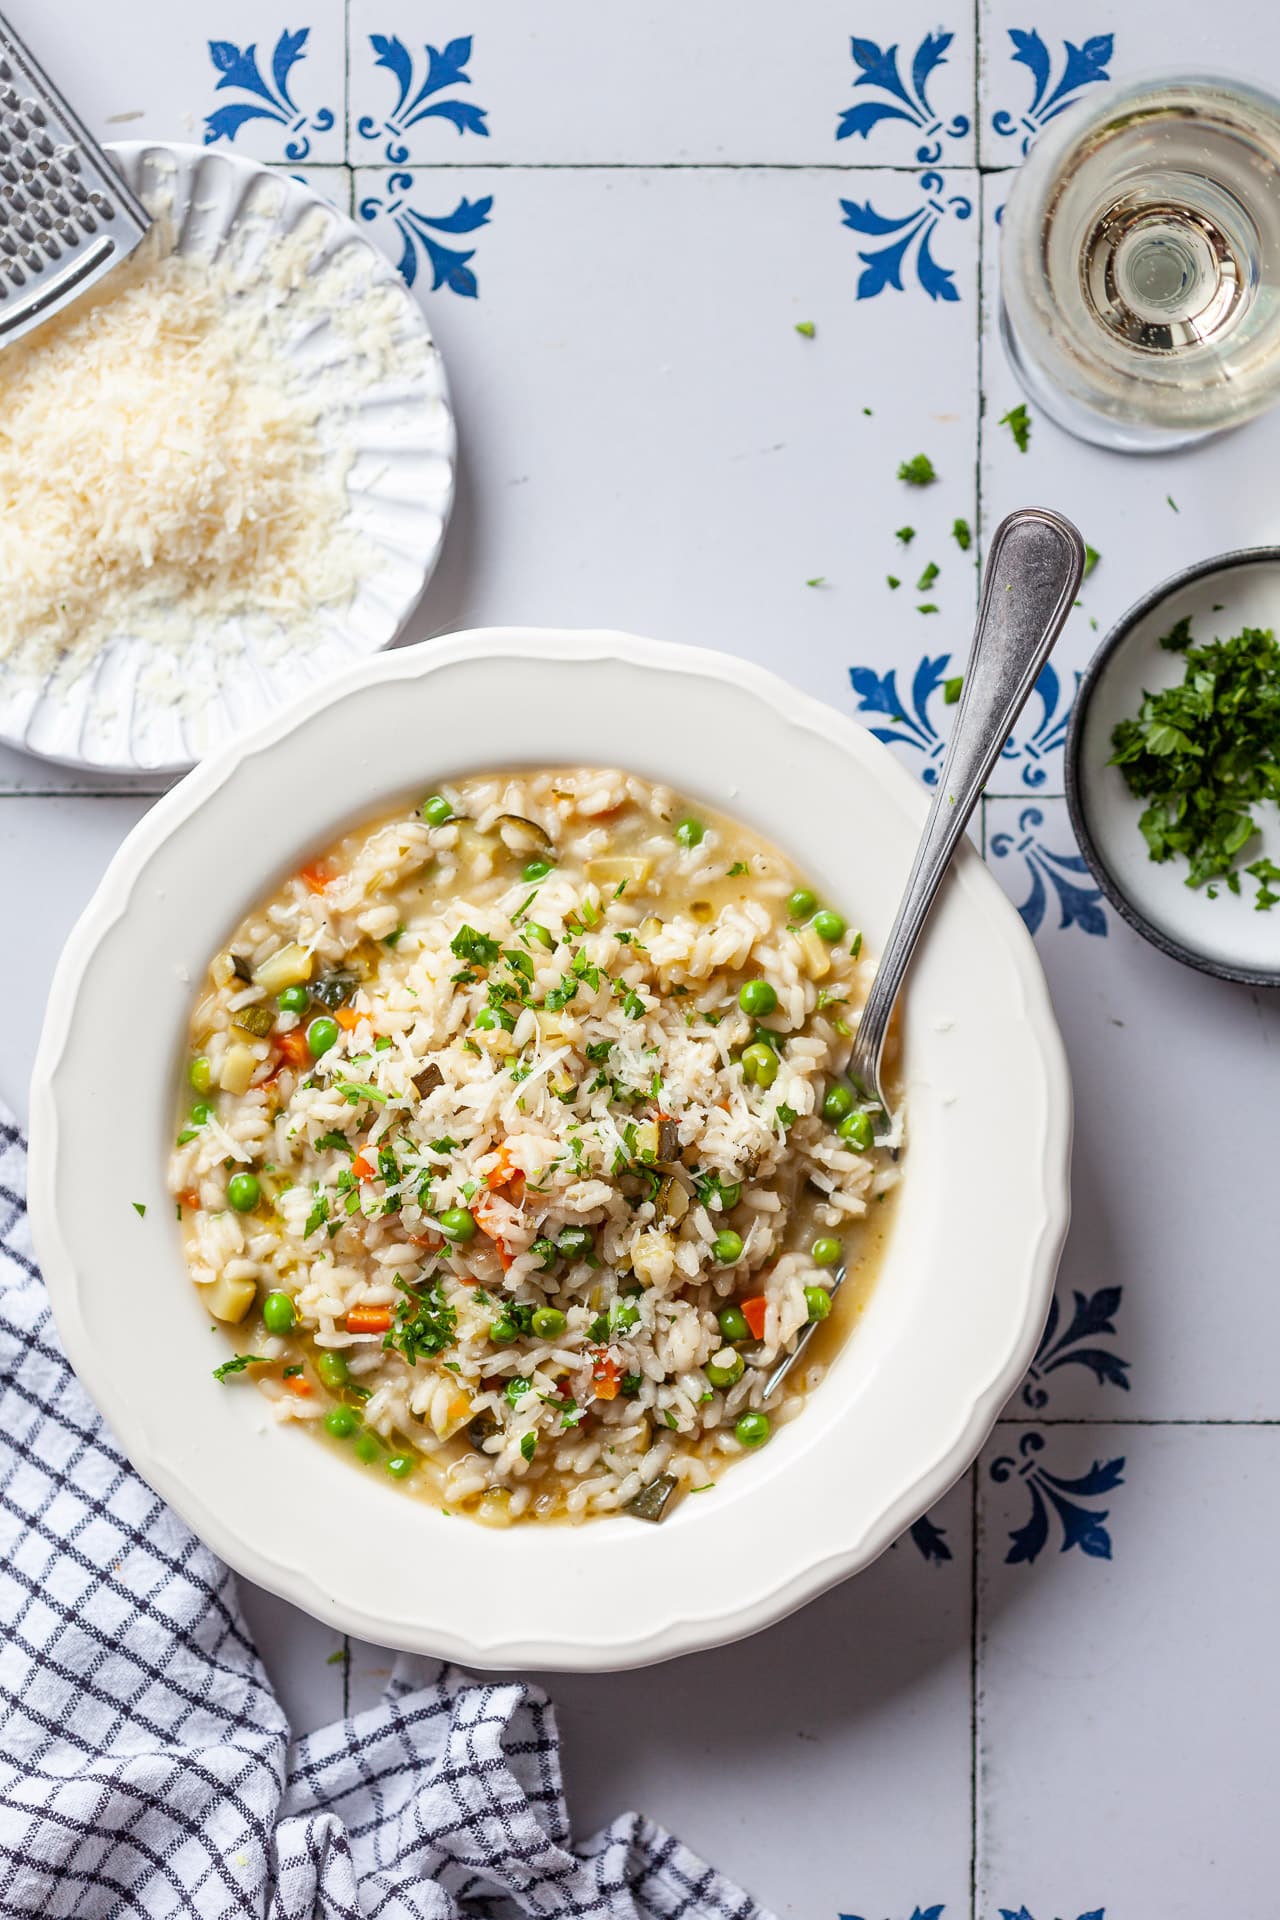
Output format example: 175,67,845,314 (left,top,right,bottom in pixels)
0,204,423,686
171,768,901,1527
